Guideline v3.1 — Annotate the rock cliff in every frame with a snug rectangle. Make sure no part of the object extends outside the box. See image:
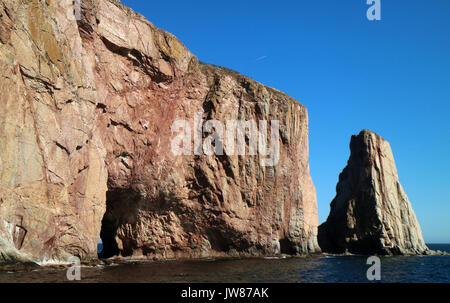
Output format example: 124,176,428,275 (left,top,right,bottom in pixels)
0,0,319,263
318,130,429,255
